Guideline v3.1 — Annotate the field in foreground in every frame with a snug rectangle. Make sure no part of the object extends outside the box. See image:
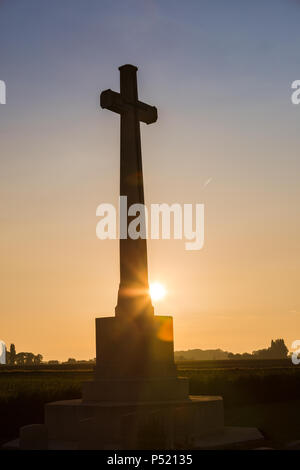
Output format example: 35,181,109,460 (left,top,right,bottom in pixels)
1,360,300,447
